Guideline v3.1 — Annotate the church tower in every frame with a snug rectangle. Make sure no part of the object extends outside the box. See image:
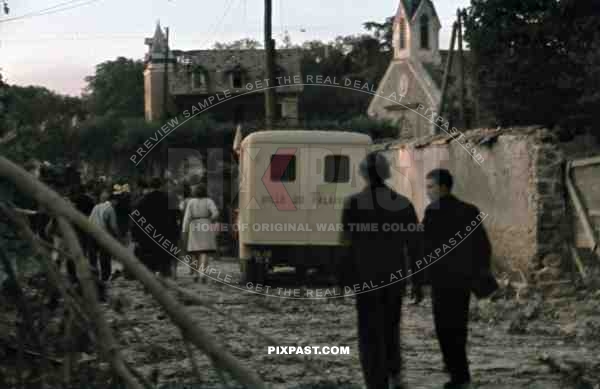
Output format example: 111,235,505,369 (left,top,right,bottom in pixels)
393,0,442,66
144,22,173,122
